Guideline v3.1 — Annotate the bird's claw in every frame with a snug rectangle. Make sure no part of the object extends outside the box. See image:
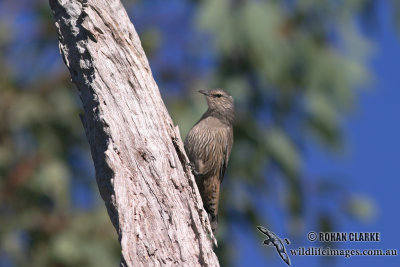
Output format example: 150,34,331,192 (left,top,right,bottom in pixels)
186,162,194,169
186,162,200,176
